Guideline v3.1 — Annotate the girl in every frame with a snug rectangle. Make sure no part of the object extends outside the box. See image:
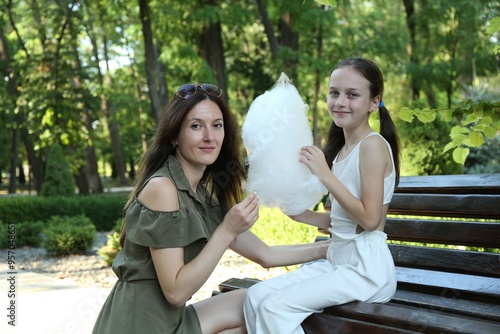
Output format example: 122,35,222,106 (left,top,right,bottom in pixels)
243,57,401,334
